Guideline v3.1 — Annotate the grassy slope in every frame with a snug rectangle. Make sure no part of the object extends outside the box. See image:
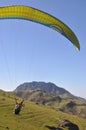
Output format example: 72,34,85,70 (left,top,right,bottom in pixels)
0,90,86,130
